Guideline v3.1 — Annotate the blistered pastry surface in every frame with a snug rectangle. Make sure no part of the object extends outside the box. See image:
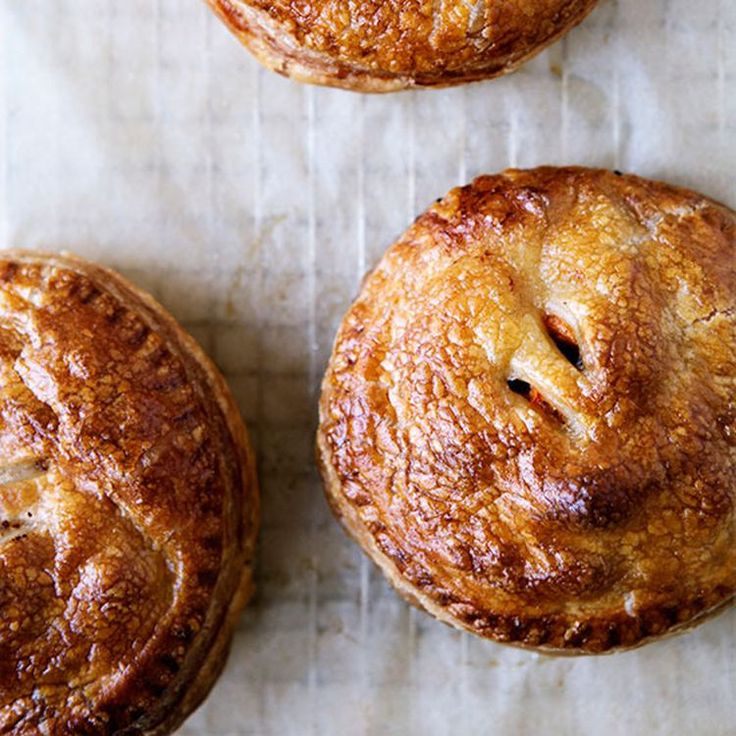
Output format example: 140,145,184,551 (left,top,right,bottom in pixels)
0,253,257,734
207,0,598,90
318,168,736,652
